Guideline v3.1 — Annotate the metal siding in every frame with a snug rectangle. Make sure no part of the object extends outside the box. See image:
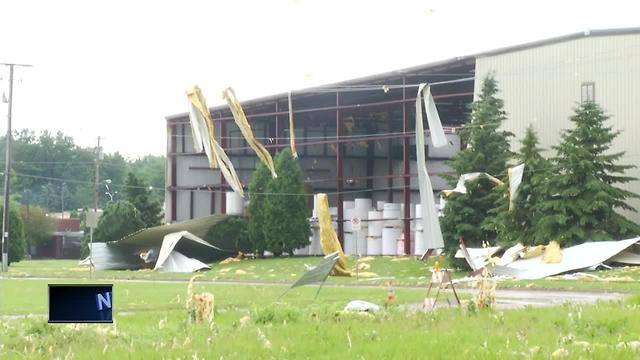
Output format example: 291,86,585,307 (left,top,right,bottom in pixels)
475,33,640,222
